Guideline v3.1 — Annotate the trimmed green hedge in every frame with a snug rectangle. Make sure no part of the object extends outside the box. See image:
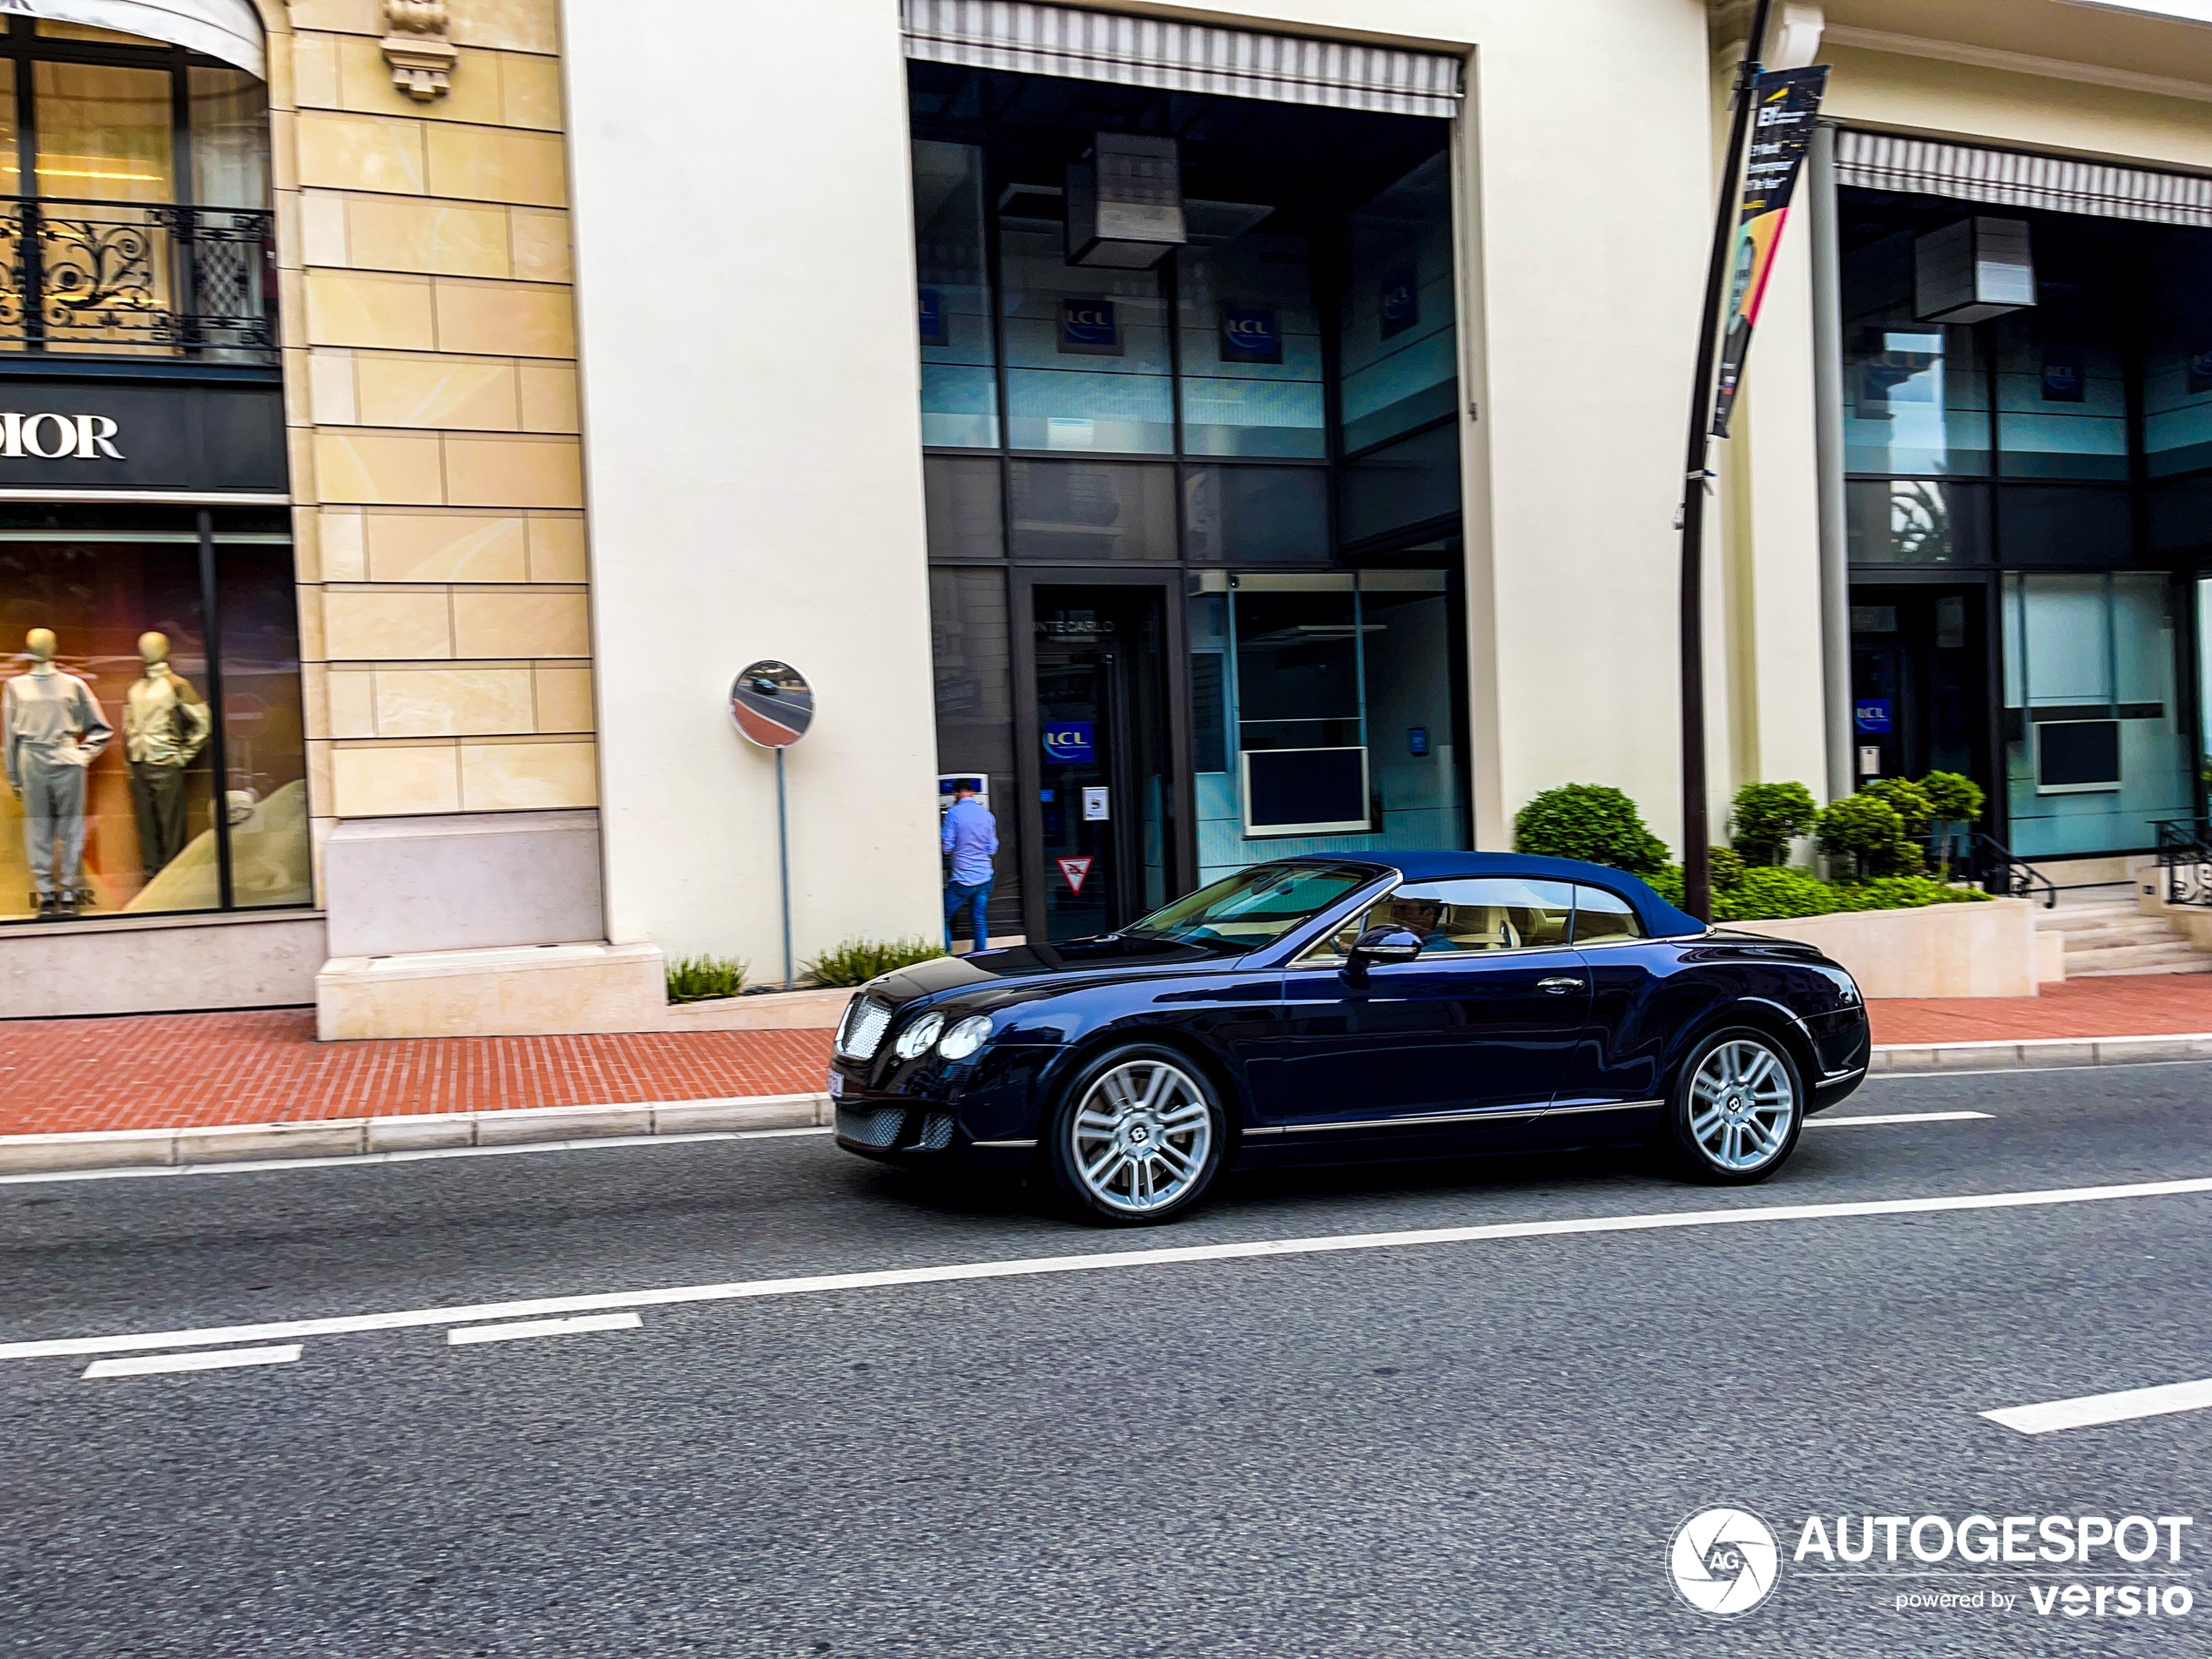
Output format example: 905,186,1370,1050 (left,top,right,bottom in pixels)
1653,863,1991,921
